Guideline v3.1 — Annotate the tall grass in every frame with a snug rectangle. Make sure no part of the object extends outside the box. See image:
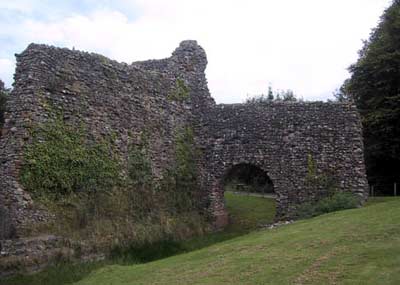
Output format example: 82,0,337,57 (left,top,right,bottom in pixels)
1,193,276,285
